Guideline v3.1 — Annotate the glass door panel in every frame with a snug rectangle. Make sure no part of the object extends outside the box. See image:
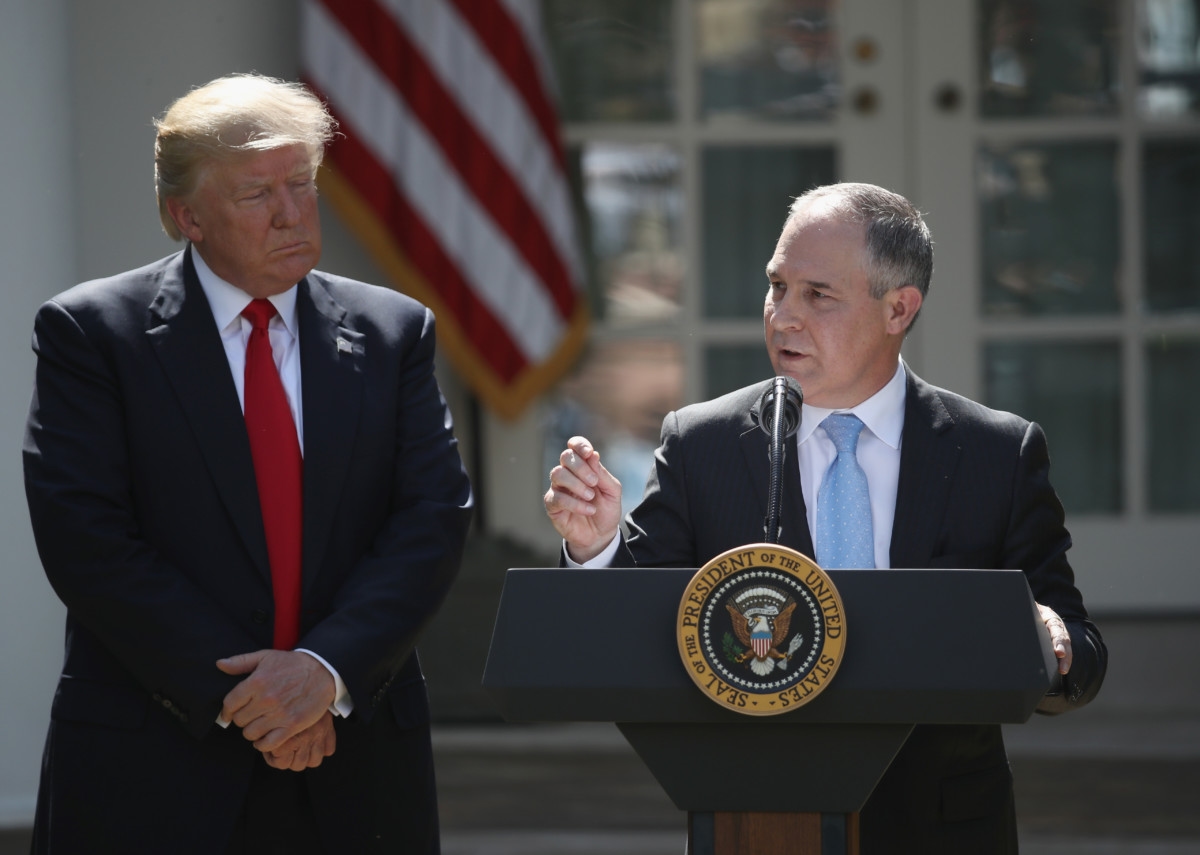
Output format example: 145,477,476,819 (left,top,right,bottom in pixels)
1143,139,1200,311
978,141,1121,316
697,0,841,121
978,0,1119,118
702,145,837,319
